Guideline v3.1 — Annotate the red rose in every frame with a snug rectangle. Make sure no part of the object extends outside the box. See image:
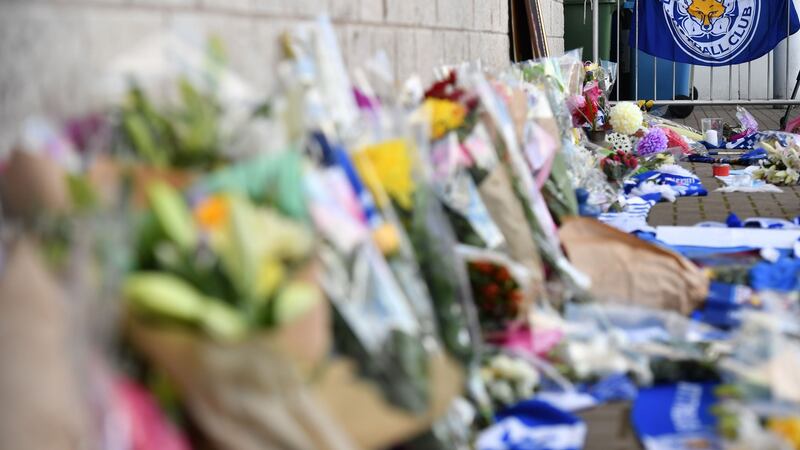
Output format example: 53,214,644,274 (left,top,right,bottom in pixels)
482,283,500,299
472,261,494,274
496,266,511,282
